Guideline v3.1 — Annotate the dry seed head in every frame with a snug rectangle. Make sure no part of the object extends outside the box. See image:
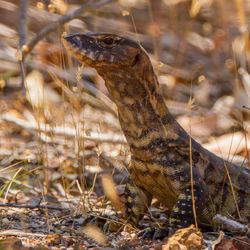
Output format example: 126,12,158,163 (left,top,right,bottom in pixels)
77,64,84,83
122,10,130,16
198,75,205,83
101,174,124,212
83,224,107,246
